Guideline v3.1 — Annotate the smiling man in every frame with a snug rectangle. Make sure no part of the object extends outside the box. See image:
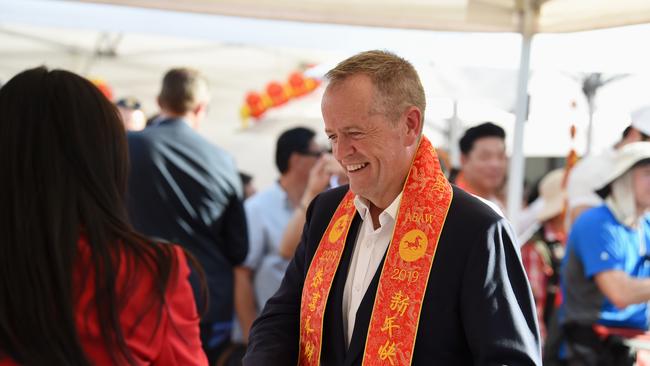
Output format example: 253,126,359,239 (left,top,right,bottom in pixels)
455,122,508,212
243,50,540,366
